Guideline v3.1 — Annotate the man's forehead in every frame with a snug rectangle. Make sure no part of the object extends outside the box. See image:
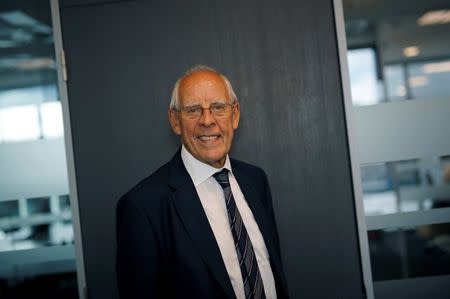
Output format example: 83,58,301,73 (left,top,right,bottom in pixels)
180,70,225,87
179,70,228,100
